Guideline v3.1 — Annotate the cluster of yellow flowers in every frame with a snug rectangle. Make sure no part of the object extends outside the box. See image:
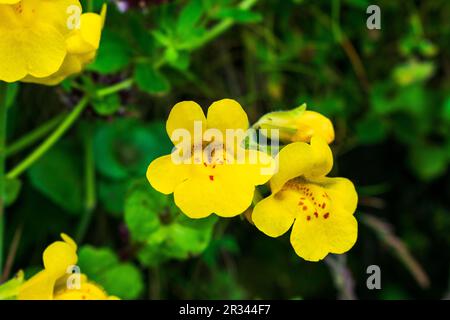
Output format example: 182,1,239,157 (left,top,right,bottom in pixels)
0,0,105,85
147,100,358,262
